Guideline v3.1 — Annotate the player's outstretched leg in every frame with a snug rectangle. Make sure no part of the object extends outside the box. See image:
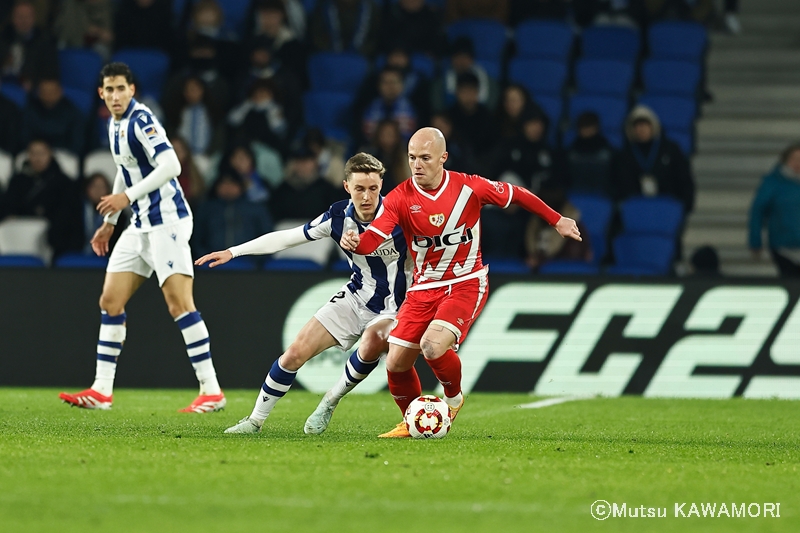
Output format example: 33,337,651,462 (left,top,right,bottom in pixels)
175,311,226,413
379,367,422,438
225,359,296,433
59,311,126,410
304,349,381,435
426,348,464,421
